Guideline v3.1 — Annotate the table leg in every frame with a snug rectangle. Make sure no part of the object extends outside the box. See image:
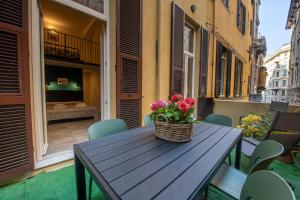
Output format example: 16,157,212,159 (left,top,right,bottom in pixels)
75,154,87,200
235,138,242,169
